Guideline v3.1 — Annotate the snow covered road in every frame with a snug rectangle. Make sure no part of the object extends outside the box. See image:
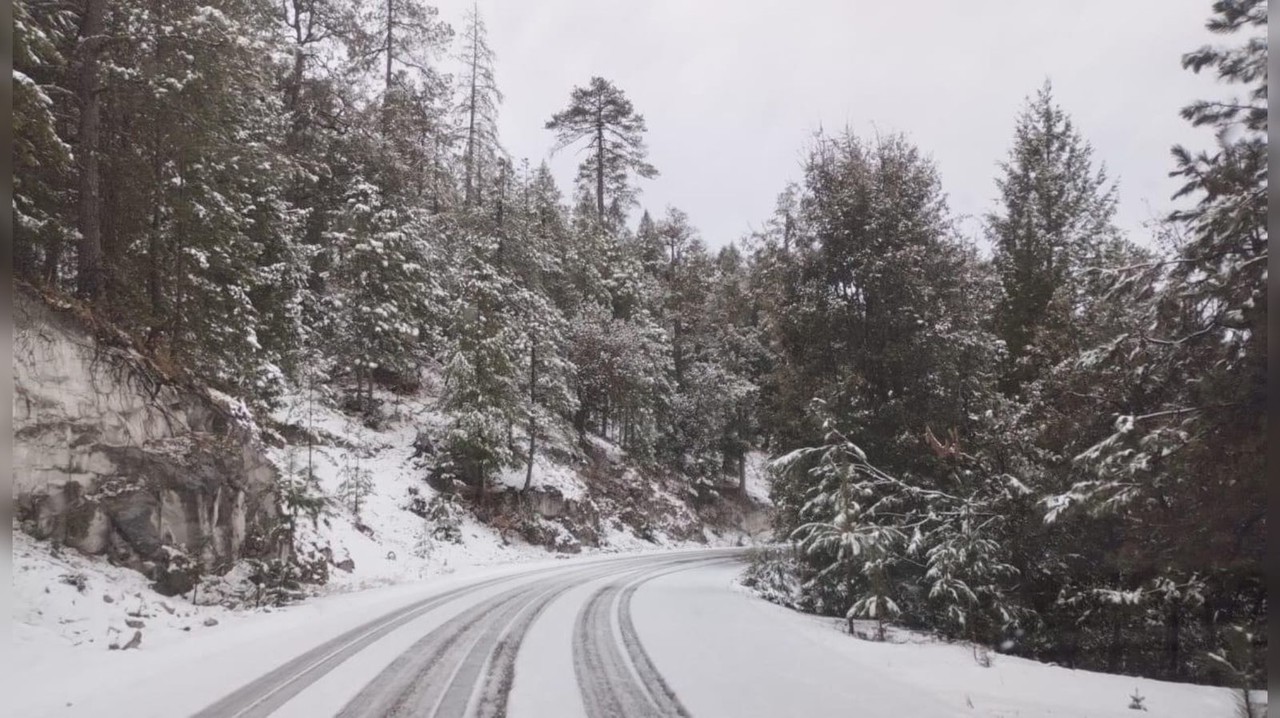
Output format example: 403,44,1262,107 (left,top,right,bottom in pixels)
194,550,738,718
11,548,1251,718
